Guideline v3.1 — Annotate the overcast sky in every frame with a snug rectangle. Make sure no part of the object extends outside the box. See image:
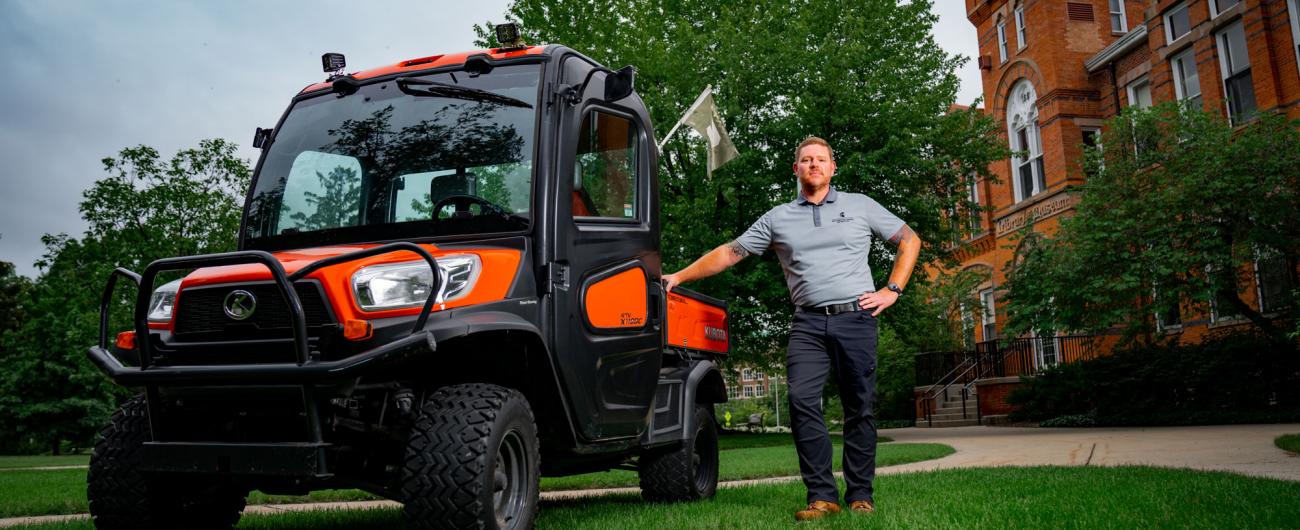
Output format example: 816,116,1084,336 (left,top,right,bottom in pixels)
0,1,979,278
